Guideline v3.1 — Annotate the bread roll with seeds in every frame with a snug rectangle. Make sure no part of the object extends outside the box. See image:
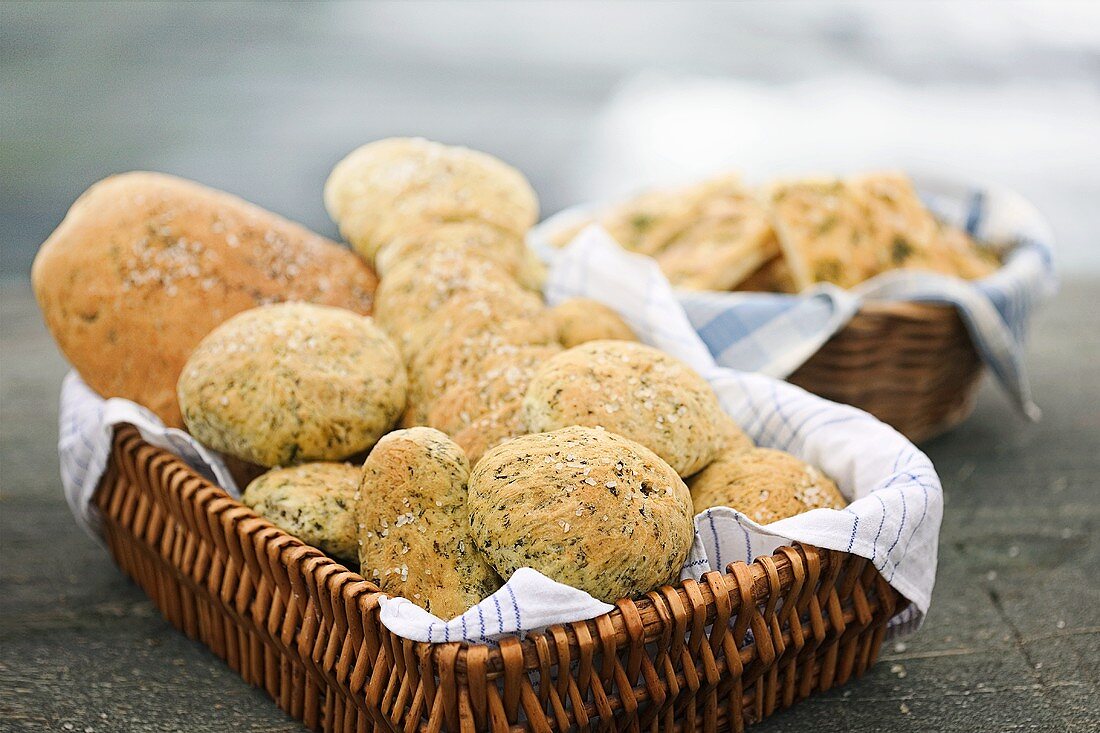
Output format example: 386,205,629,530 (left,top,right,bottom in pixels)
452,399,529,464
242,462,360,563
426,344,560,435
468,426,694,602
715,413,754,454
523,340,725,477
374,221,534,285
31,172,377,427
324,137,538,263
357,427,501,618
400,288,547,364
404,319,559,426
177,303,406,466
689,447,846,522
548,298,637,348
373,250,531,353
